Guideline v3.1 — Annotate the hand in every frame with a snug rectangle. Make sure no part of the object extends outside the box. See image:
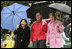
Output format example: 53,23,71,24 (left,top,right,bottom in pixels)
11,32,14,37
67,38,69,41
28,41,33,48
41,20,46,27
17,25,19,28
57,24,59,28
42,20,45,26
29,20,31,23
46,43,48,48
16,25,19,30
